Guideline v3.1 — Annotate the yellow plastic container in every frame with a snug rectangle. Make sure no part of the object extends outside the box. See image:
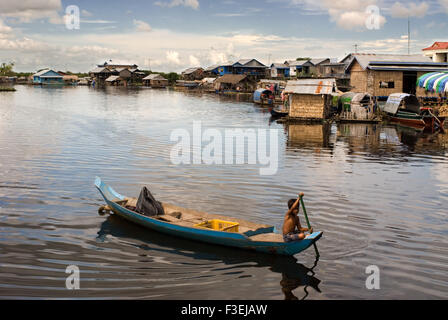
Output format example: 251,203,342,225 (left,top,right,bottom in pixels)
194,219,239,233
